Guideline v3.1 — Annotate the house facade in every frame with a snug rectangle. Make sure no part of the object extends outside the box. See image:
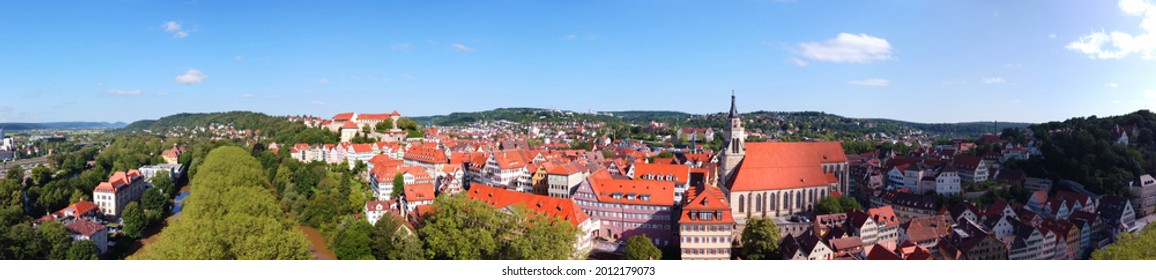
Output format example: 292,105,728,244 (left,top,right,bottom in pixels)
92,170,150,218
678,184,735,260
